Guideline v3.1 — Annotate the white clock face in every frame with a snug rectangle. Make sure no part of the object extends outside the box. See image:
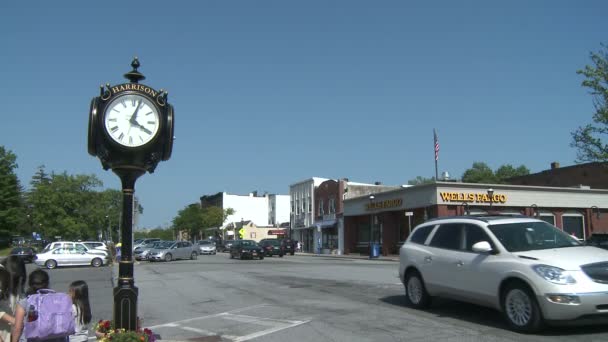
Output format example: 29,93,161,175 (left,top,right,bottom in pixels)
104,94,160,147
